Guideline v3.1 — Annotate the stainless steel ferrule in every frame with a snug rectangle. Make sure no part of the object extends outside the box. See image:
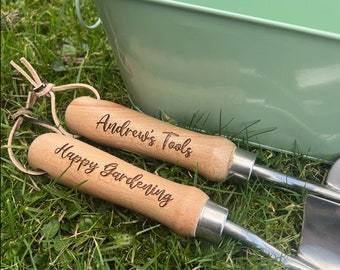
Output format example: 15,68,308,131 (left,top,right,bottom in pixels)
229,148,257,180
195,149,257,242
195,199,229,242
